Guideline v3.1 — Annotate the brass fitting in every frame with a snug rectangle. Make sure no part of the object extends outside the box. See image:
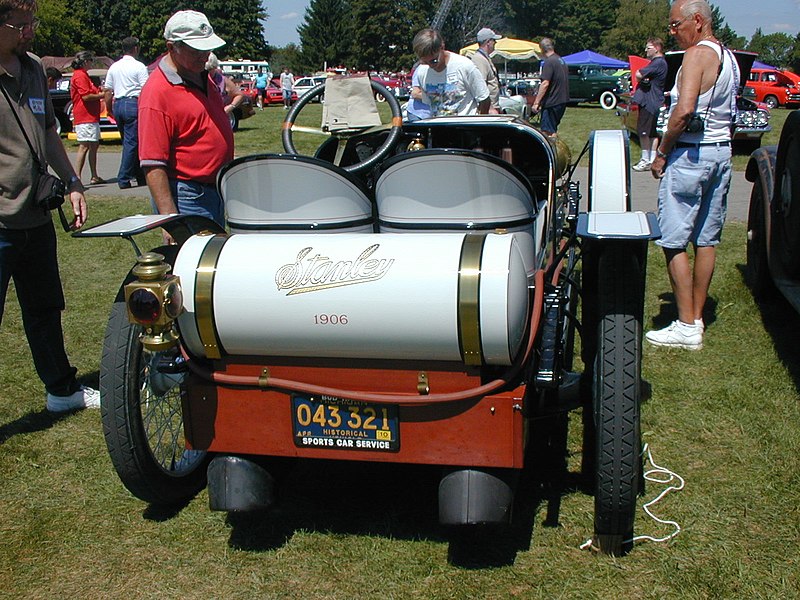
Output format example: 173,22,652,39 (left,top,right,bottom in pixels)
124,252,183,351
